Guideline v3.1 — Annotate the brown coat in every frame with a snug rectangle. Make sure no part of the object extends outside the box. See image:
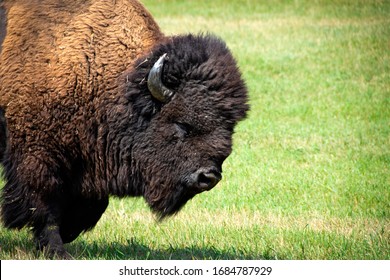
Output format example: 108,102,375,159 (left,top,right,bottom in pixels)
0,0,163,158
